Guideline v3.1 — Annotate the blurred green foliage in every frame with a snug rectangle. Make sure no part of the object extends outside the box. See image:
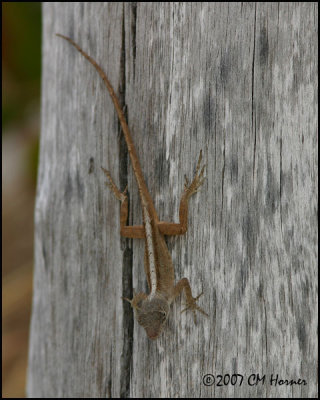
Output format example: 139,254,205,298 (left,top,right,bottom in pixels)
2,2,41,130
